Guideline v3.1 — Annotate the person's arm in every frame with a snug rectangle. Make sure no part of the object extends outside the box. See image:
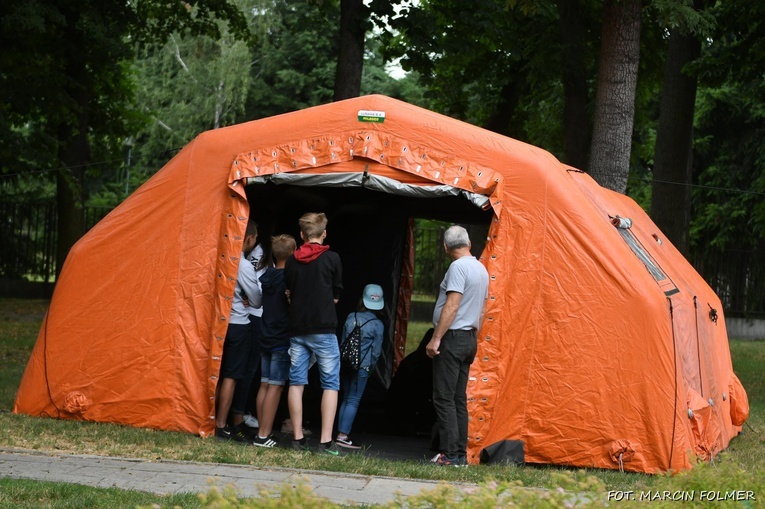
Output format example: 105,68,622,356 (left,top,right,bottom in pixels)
426,291,462,358
370,320,384,364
